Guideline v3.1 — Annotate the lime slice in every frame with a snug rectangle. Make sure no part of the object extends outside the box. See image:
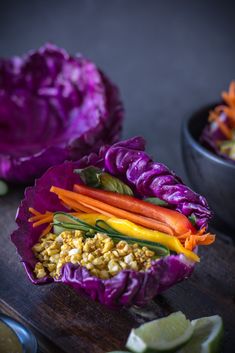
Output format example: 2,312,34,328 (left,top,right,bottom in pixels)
126,312,193,353
177,315,223,353
0,180,8,196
